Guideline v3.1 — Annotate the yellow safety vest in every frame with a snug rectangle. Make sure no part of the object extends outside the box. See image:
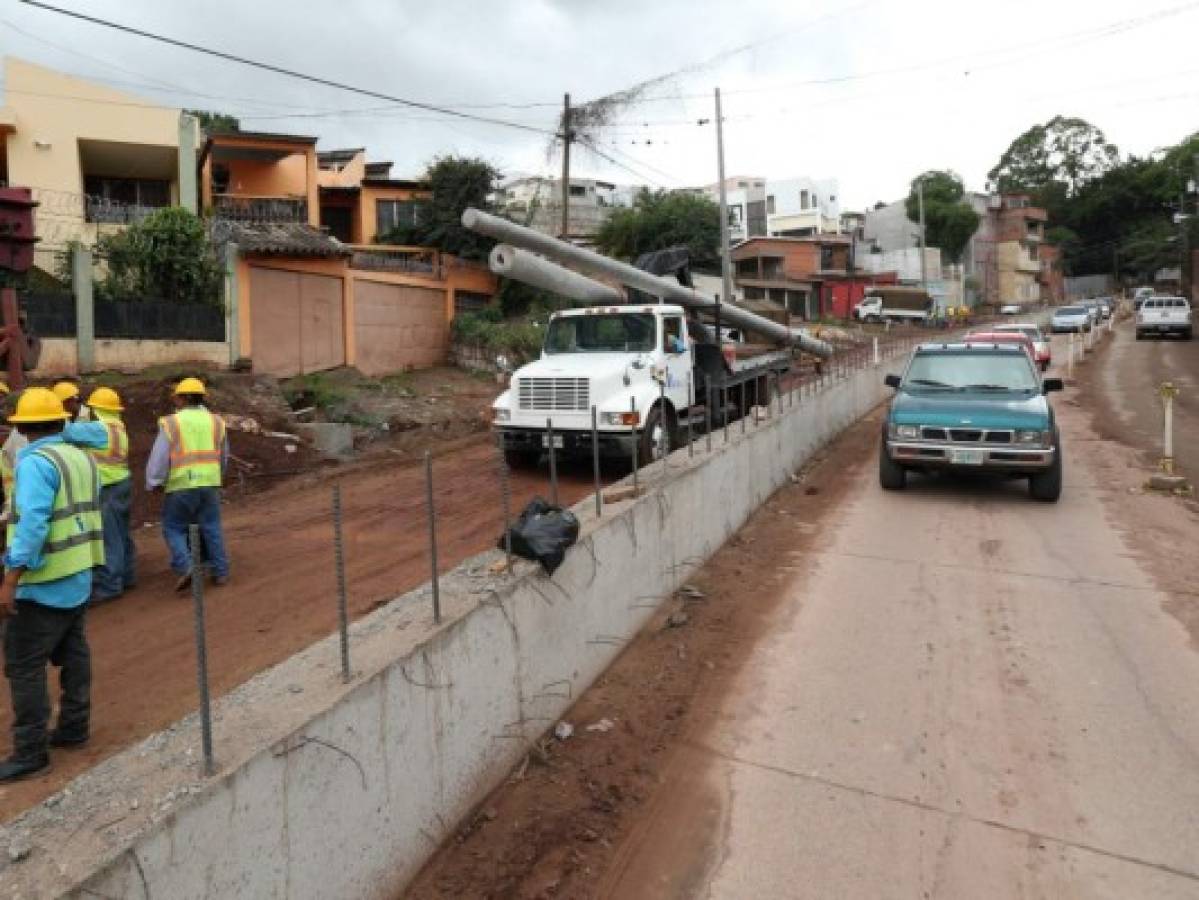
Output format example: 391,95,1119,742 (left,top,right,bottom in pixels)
7,444,104,584
89,416,130,487
0,435,15,501
161,407,226,493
